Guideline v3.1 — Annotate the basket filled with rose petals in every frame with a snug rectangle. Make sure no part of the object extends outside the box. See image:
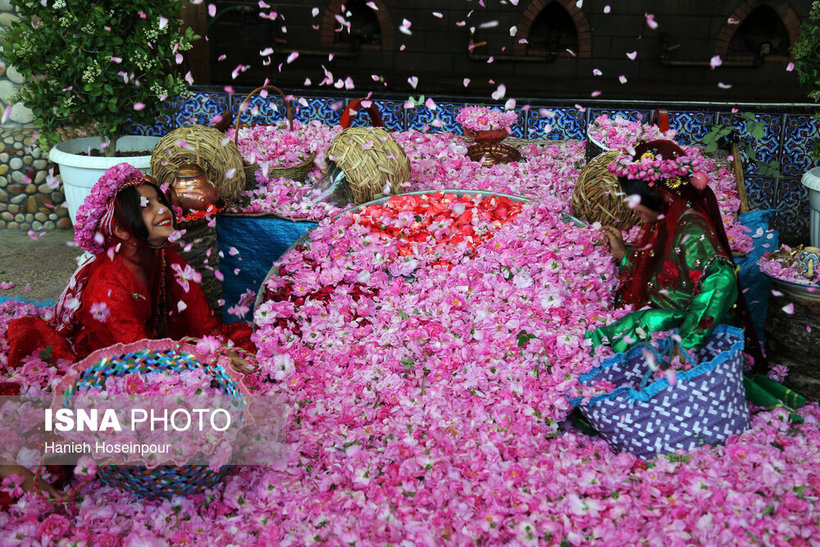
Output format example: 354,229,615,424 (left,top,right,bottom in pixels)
52,338,252,499
231,85,317,185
